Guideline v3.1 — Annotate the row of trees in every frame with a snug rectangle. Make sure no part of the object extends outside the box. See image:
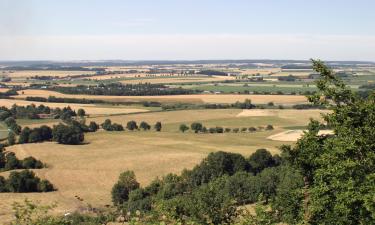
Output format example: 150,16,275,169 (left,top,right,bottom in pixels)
101,119,162,132
181,122,273,133
51,83,198,96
